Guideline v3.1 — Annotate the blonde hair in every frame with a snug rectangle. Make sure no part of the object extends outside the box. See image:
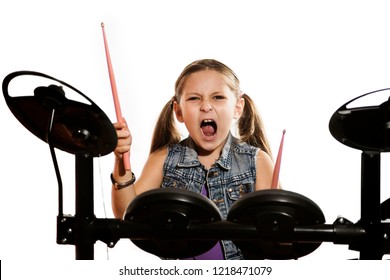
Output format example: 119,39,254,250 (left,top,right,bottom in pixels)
150,59,272,158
